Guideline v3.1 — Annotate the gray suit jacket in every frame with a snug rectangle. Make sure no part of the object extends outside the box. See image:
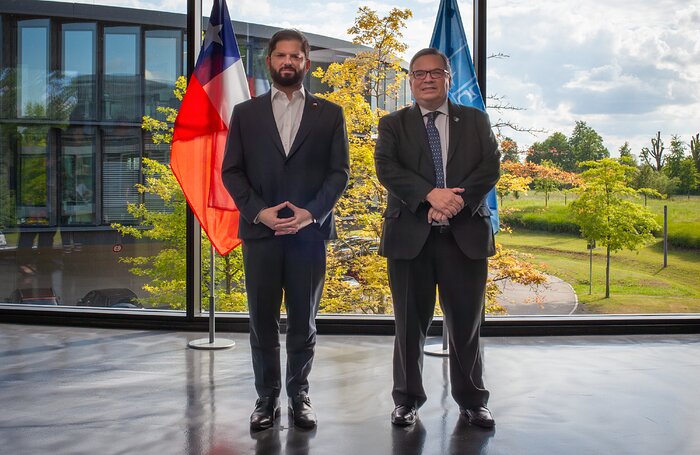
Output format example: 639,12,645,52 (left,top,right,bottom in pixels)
222,91,349,241
374,101,500,260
